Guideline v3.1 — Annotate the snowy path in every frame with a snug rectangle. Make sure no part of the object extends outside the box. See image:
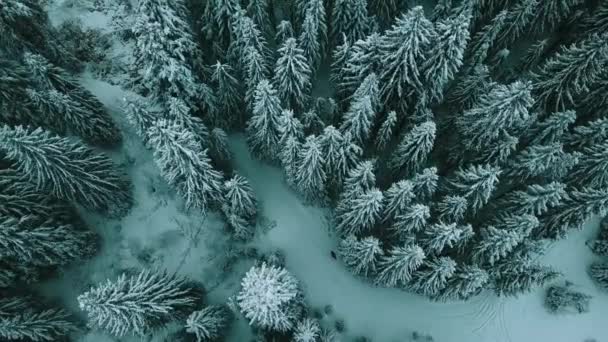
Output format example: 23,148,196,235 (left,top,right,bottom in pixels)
229,135,608,342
